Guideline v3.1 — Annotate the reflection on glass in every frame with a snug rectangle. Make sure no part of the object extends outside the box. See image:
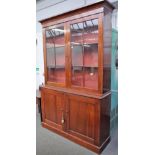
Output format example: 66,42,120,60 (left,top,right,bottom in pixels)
71,19,98,90
46,26,65,83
